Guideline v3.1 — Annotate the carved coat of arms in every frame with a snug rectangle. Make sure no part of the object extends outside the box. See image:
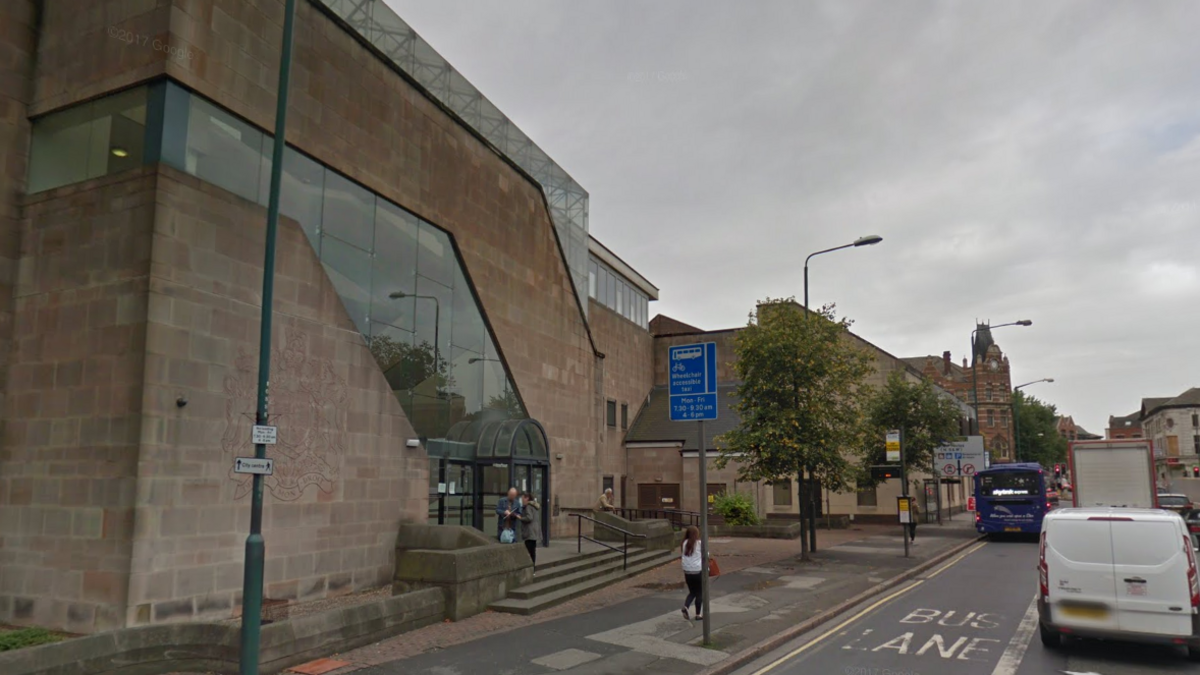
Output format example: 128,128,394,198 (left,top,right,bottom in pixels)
222,329,348,501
